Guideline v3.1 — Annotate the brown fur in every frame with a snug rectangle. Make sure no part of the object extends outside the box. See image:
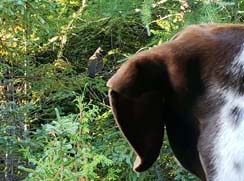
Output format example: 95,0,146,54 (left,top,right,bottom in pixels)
107,24,244,180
